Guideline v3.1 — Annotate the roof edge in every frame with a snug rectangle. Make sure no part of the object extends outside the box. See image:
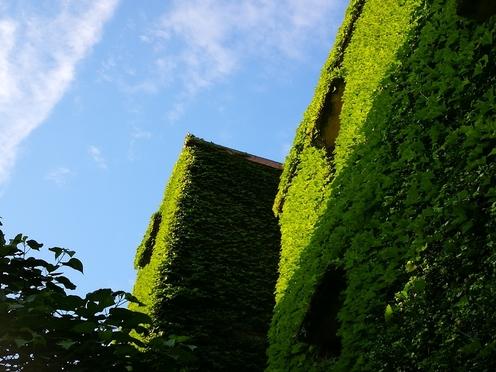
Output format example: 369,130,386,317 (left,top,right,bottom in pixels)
184,134,283,170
